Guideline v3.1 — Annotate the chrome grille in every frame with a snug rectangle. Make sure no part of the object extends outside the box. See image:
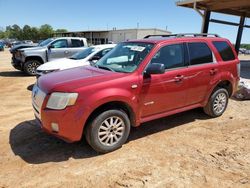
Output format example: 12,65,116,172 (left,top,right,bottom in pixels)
32,84,46,119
